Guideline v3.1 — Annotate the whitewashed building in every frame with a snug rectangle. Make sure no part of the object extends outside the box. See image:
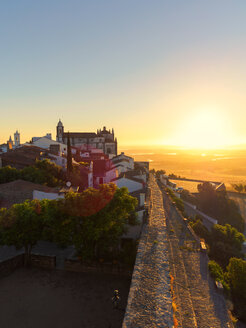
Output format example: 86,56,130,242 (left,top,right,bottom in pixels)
111,152,134,173
113,176,144,193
